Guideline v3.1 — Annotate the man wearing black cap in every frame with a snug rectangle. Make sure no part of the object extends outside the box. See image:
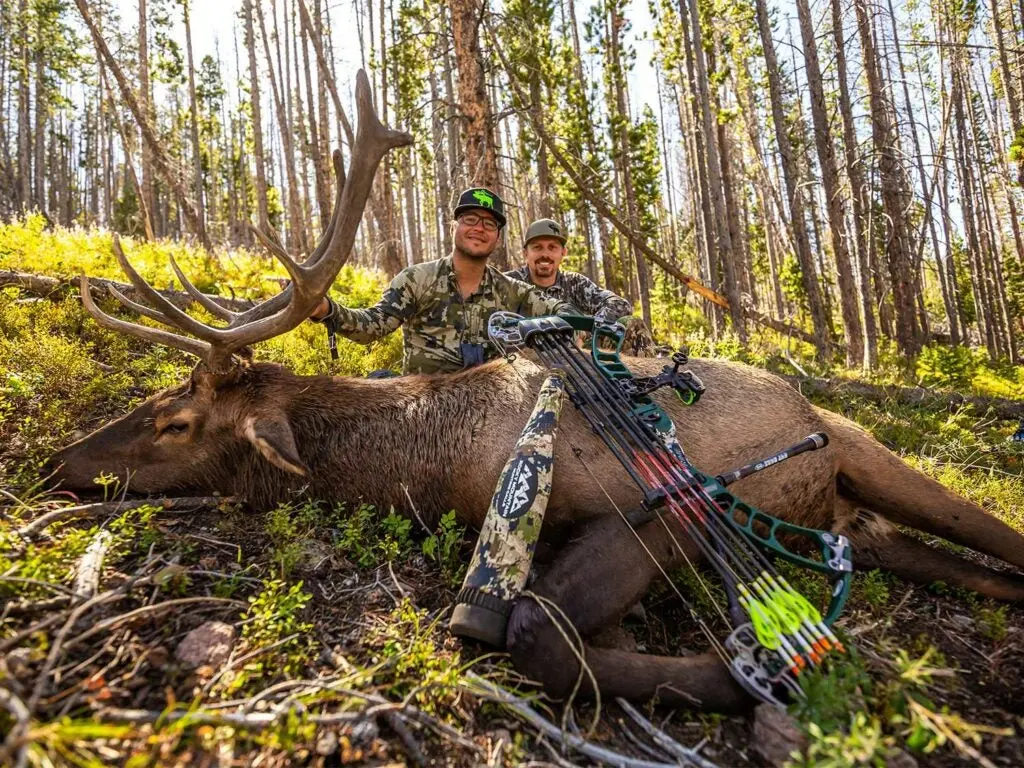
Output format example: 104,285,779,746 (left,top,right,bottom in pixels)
506,218,655,354
309,189,572,374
